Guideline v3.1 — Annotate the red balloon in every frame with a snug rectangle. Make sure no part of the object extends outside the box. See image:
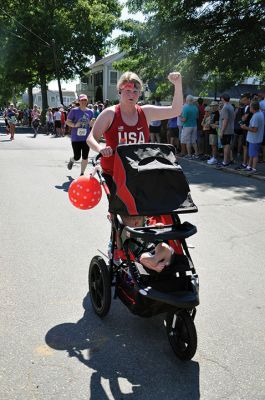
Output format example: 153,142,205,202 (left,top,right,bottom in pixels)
68,176,102,210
